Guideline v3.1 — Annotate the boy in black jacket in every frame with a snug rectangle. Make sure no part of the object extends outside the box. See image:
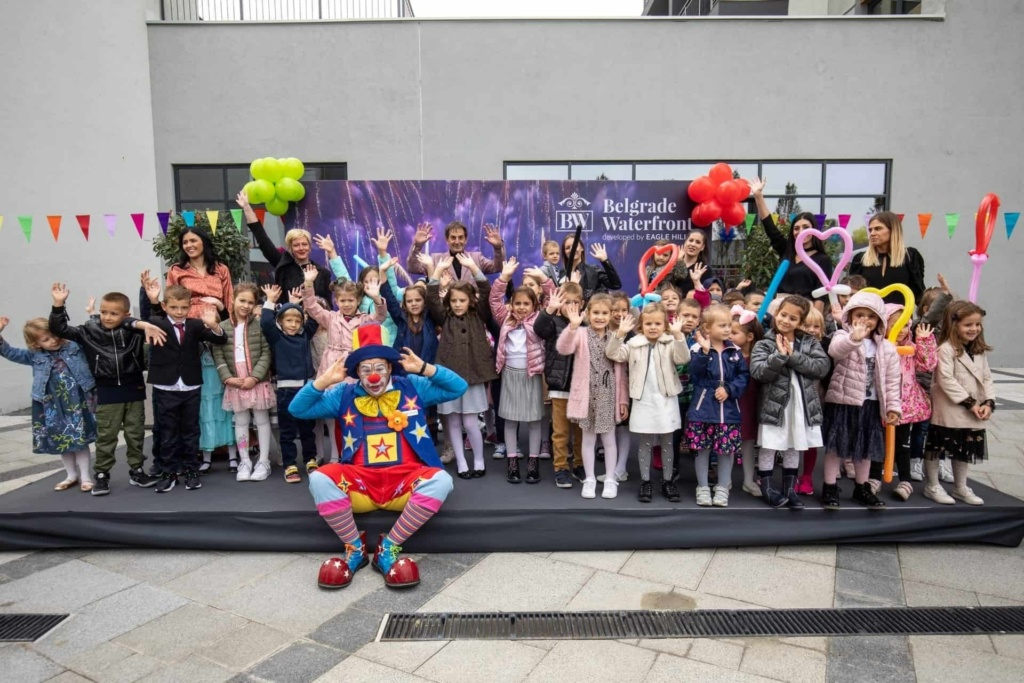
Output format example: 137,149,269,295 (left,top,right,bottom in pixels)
534,282,585,489
144,281,225,493
49,284,167,495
